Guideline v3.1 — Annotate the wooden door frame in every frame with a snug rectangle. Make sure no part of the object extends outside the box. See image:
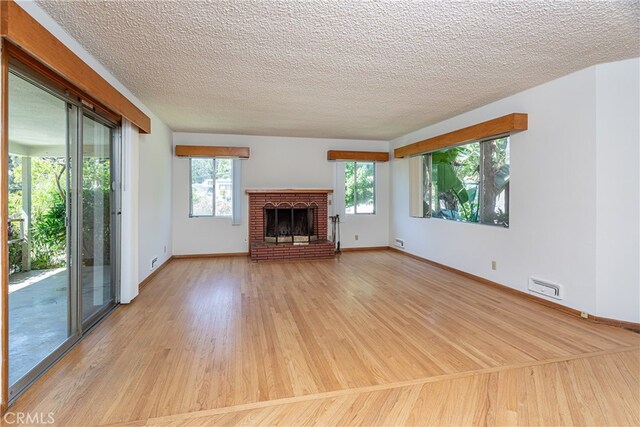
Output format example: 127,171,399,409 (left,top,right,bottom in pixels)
0,36,9,415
